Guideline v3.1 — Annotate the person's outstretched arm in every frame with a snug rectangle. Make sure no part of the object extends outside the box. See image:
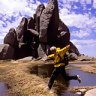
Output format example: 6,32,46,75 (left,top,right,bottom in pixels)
48,54,54,59
59,45,70,56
